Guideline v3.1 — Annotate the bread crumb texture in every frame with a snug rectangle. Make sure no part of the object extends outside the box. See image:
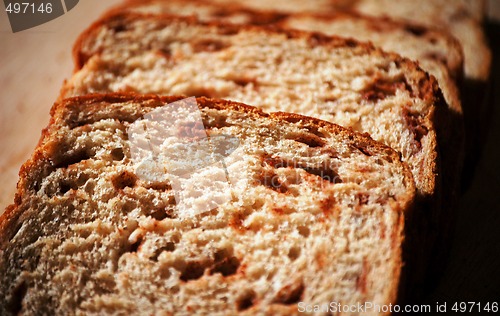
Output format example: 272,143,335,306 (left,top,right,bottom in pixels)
0,95,414,315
